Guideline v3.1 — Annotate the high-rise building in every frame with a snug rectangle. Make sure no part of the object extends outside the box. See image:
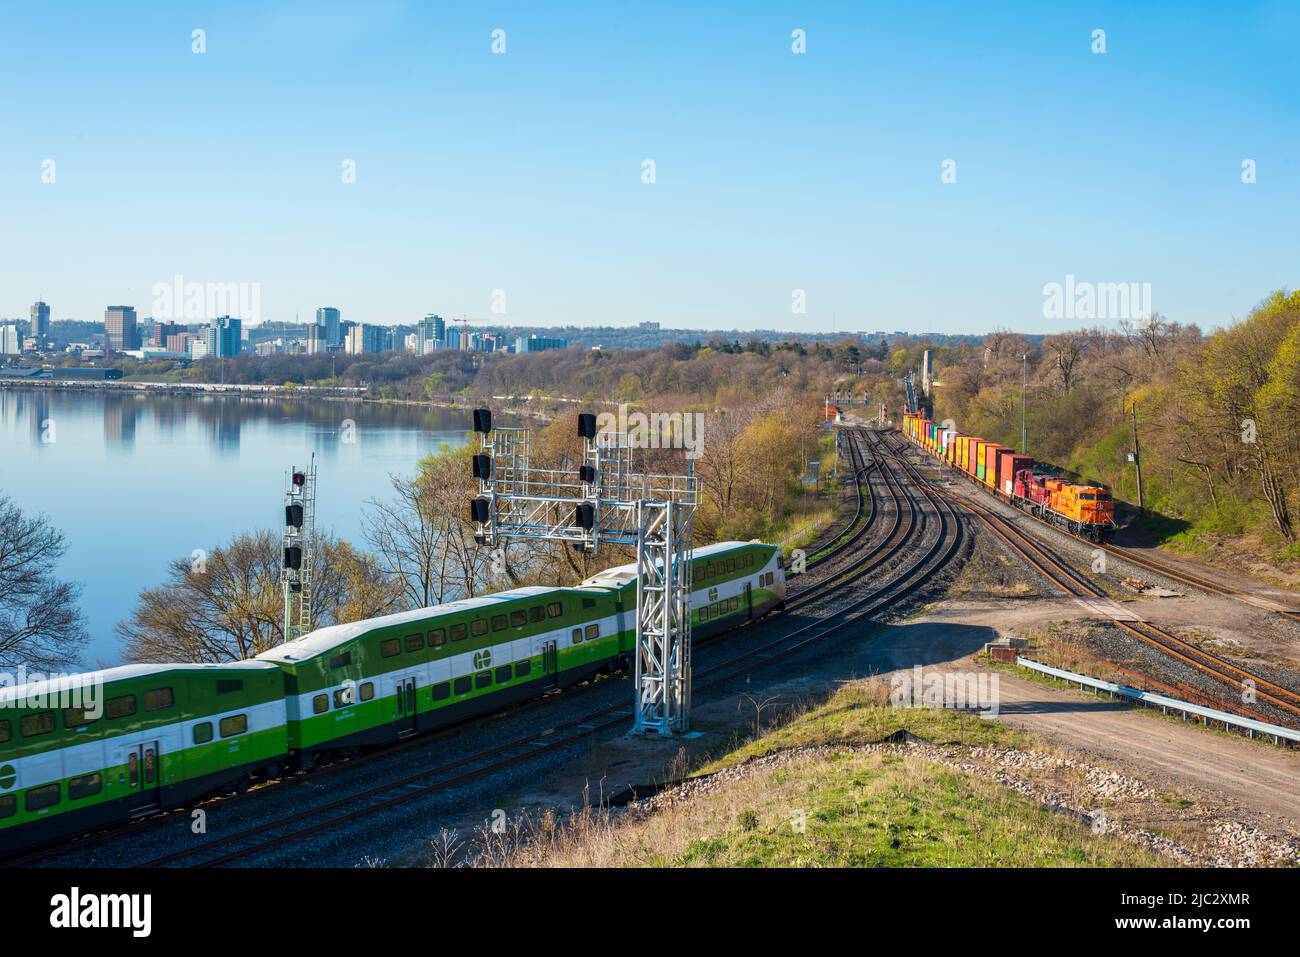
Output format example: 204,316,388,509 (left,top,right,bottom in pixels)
515,335,568,354
346,323,386,355
104,306,138,351
305,324,326,355
30,301,51,345
416,314,445,354
206,316,243,358
316,307,342,346
0,324,21,355
153,320,181,348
